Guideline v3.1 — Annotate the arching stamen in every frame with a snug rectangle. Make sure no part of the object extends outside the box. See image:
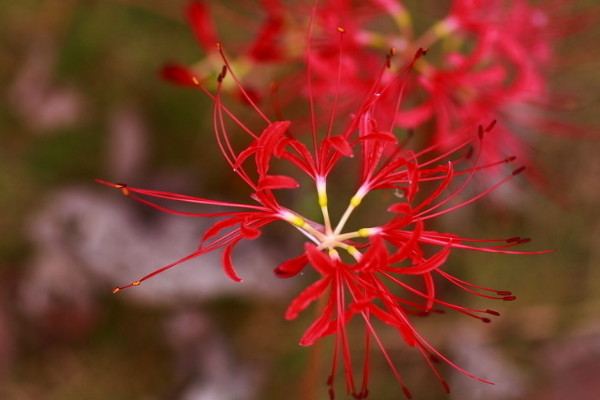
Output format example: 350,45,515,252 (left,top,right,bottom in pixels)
216,43,271,123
